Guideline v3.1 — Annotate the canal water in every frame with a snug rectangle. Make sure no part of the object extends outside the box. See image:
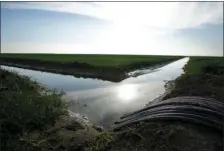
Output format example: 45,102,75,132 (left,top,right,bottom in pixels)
1,57,189,128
